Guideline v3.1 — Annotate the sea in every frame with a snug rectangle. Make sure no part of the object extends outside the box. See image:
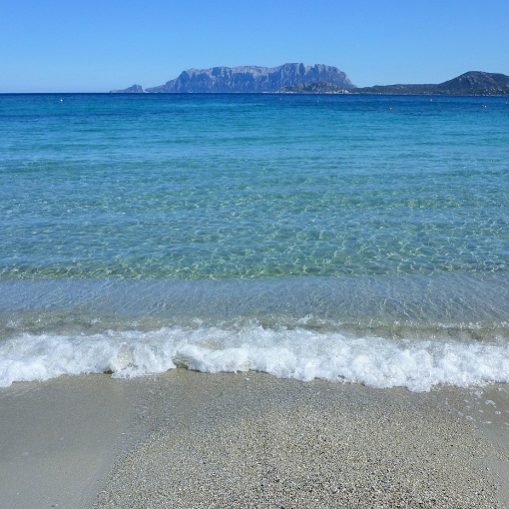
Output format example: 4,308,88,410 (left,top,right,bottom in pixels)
0,93,508,391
